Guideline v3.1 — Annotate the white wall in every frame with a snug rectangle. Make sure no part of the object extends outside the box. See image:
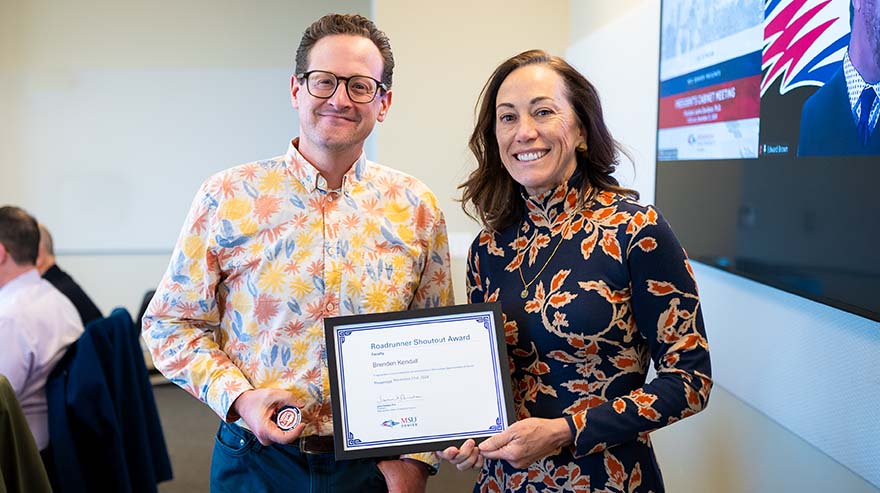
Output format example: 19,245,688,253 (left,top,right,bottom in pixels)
1,0,369,316
567,1,880,491
567,0,657,203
